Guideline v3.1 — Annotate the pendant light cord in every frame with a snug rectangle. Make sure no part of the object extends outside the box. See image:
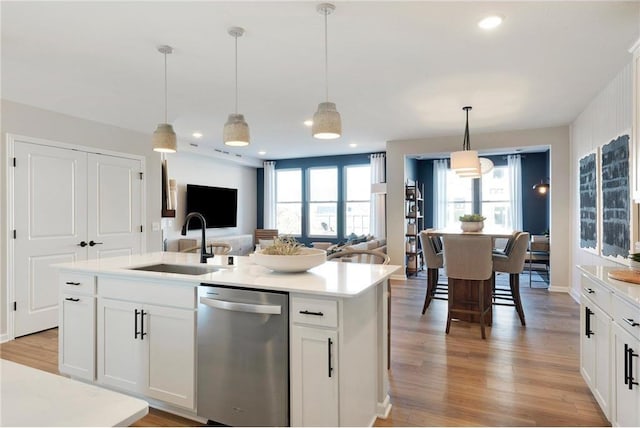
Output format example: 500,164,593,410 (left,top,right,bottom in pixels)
324,9,329,102
163,51,168,123
462,107,471,151
234,34,239,114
